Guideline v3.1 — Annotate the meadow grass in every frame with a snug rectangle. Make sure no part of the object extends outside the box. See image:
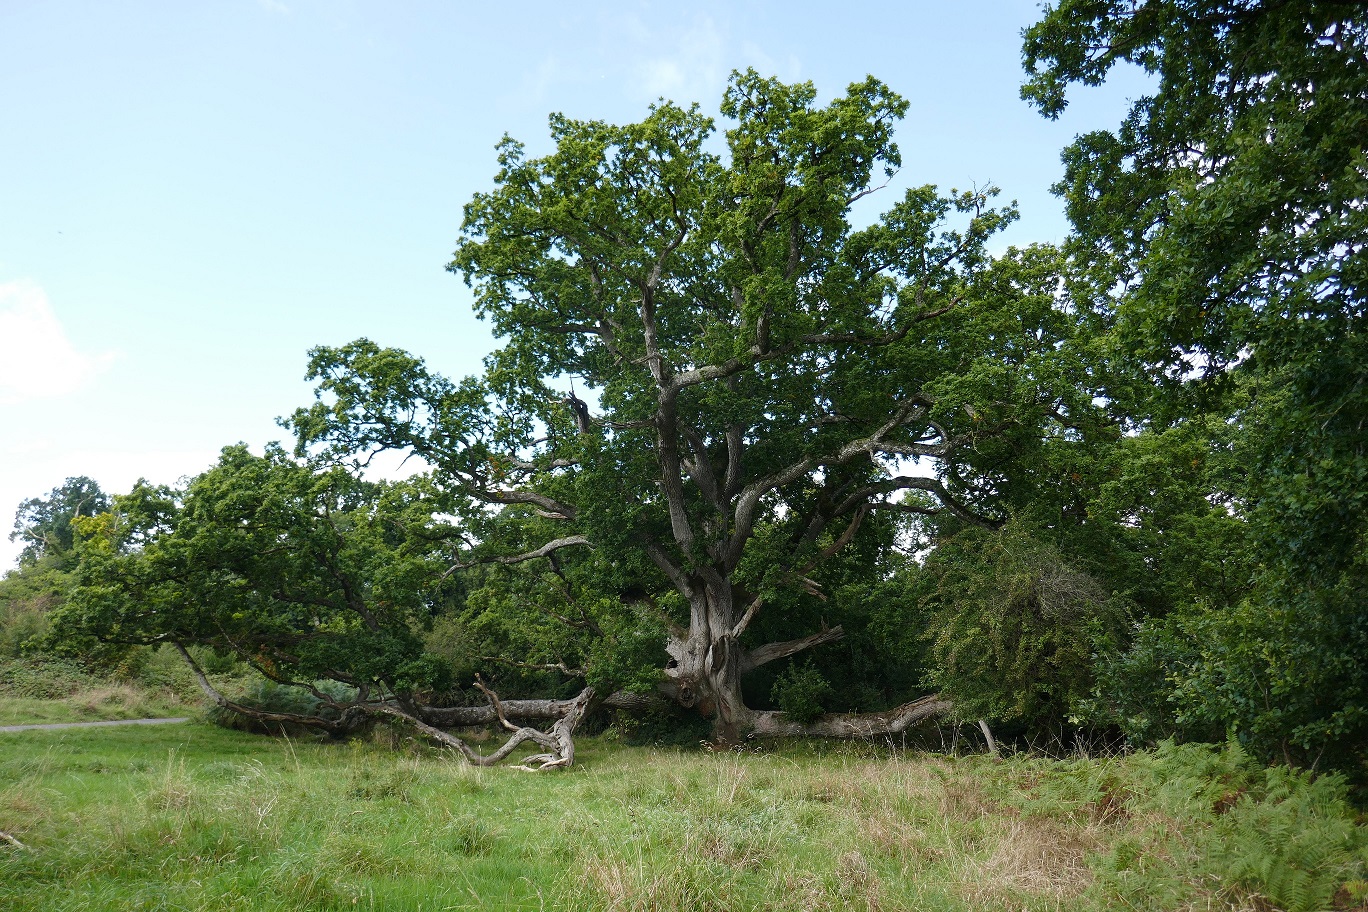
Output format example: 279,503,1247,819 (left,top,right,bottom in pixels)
0,686,194,727
0,654,202,726
0,723,1364,911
